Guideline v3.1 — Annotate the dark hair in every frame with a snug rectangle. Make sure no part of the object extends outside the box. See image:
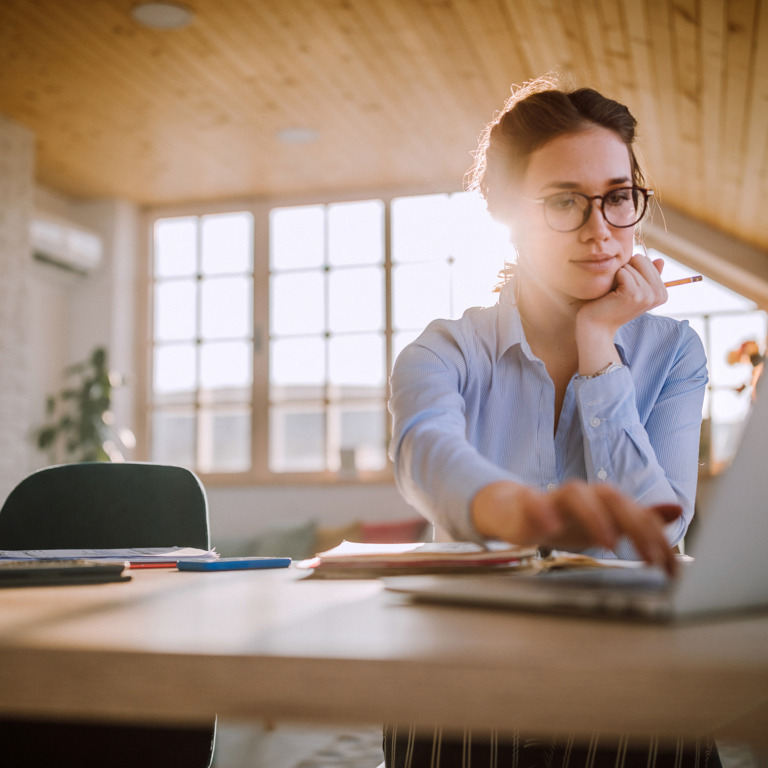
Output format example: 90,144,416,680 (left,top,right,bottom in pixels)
467,76,645,225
